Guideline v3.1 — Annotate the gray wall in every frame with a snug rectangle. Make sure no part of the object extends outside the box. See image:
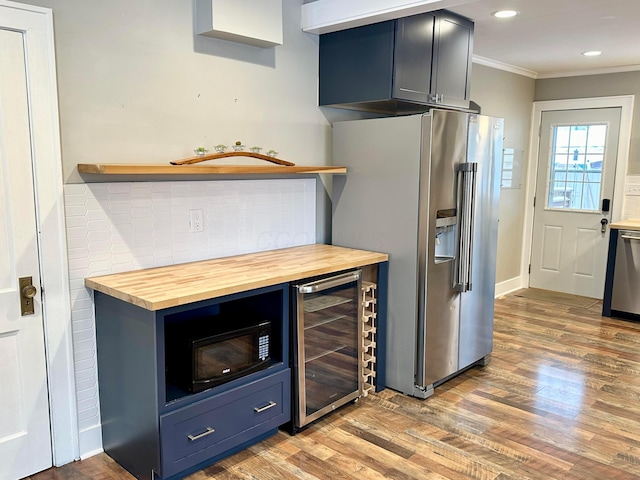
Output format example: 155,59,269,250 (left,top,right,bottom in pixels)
470,64,536,285
535,71,640,174
21,0,538,286
20,0,331,183
16,0,335,456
